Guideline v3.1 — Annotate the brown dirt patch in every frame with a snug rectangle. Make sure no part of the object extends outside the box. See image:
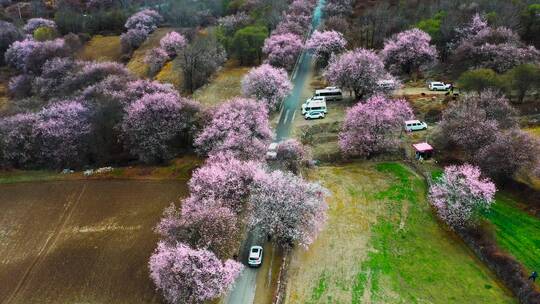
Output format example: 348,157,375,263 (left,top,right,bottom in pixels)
0,180,187,304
